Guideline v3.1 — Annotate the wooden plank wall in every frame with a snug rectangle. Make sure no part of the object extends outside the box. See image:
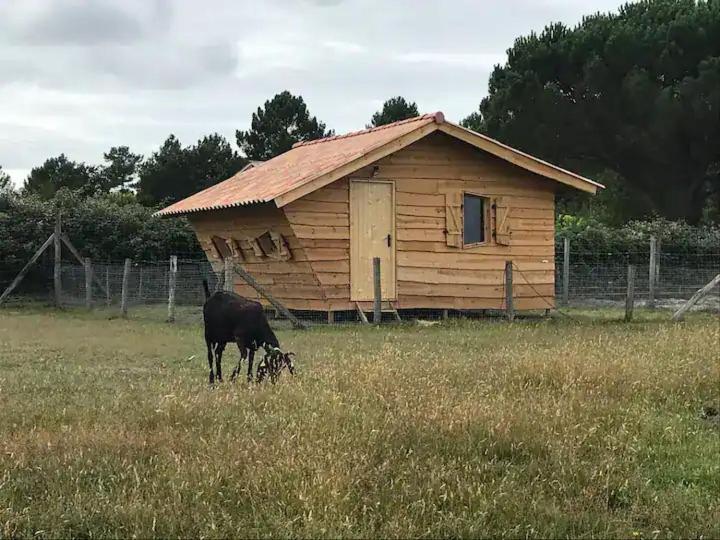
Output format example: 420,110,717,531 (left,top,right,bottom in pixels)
189,131,556,312
388,132,556,310
189,203,330,310
284,178,353,310
286,131,556,311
